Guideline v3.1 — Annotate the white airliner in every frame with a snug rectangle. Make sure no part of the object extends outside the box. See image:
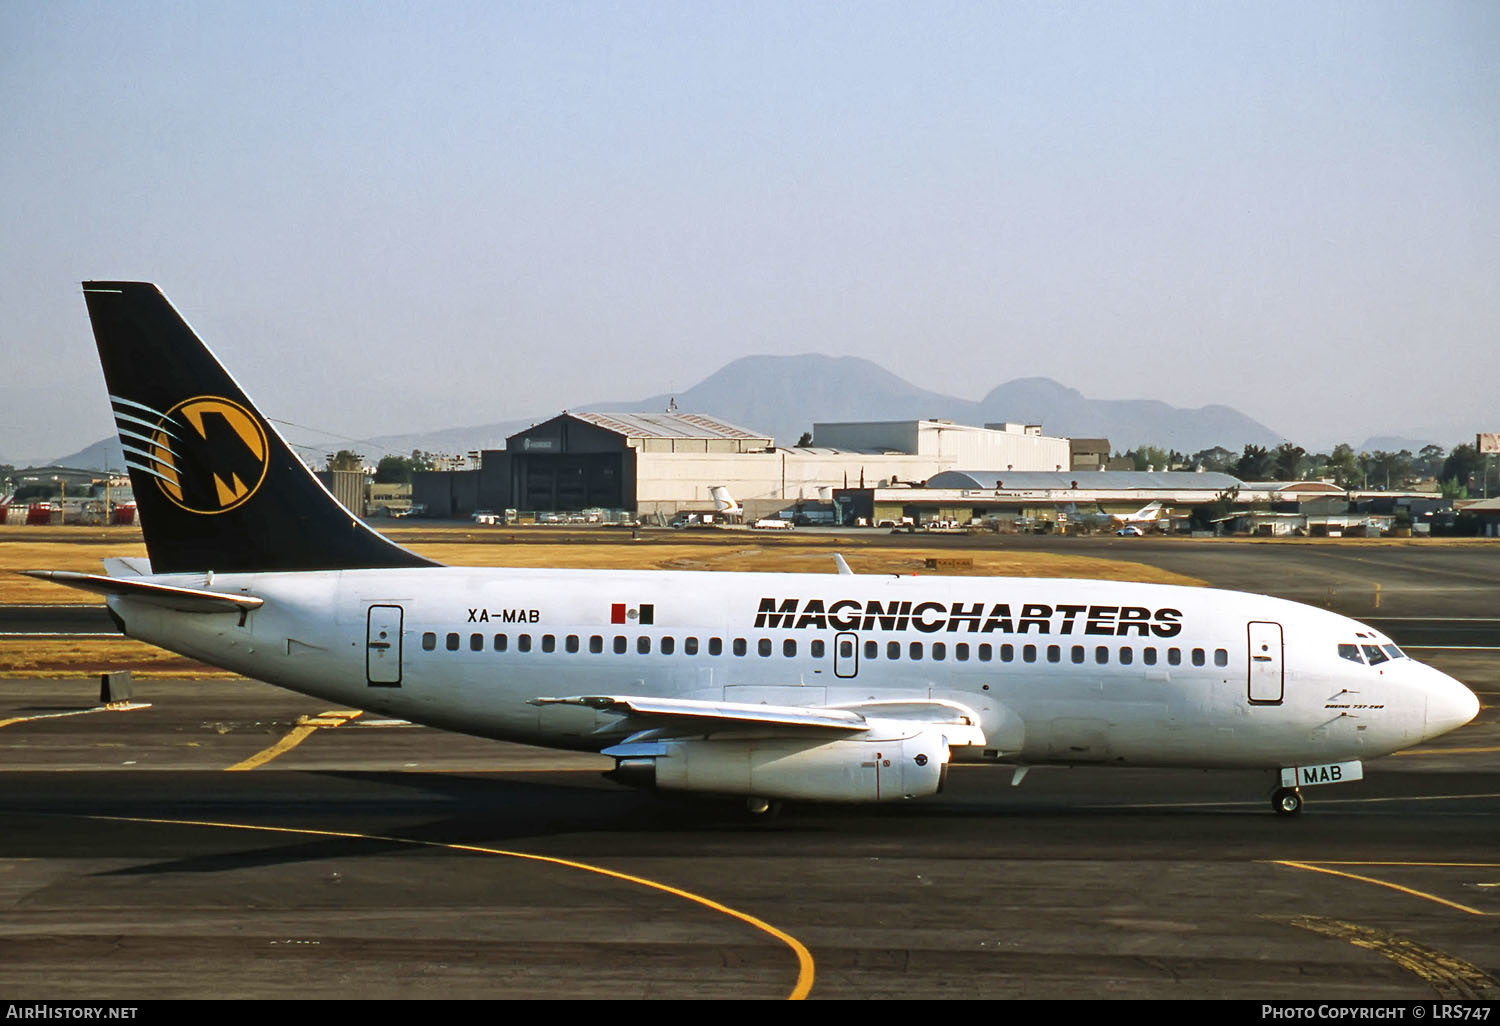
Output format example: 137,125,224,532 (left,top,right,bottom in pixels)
1062,501,1166,531
26,283,1480,817
1111,501,1166,526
